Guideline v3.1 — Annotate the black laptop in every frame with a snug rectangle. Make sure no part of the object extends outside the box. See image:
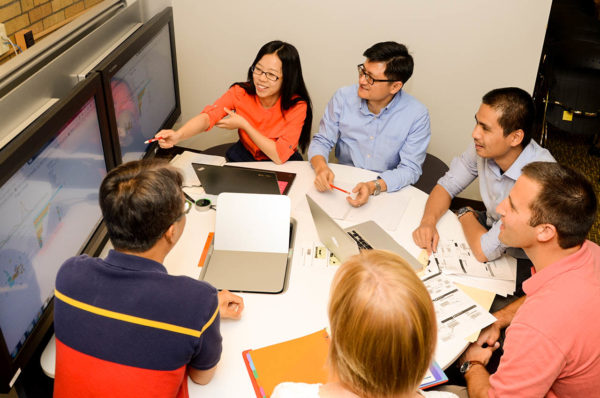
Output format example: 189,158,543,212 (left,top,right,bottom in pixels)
192,163,280,195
